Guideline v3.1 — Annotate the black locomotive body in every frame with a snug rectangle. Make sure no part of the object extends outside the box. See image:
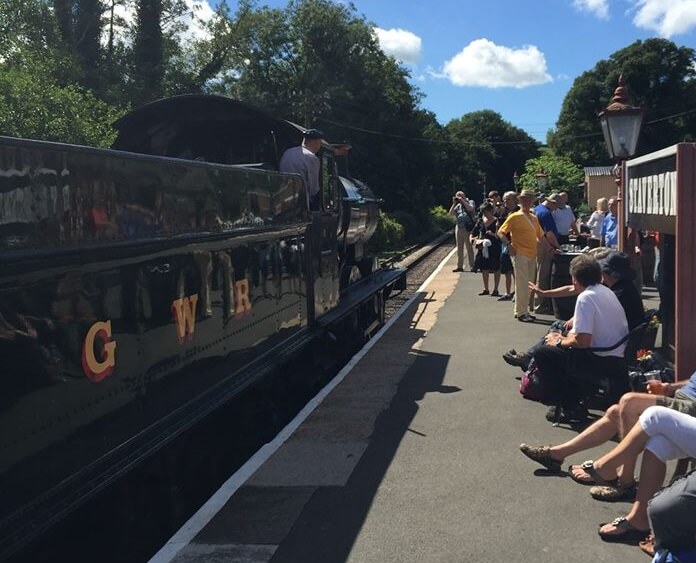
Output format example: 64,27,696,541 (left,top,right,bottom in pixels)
0,96,403,559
